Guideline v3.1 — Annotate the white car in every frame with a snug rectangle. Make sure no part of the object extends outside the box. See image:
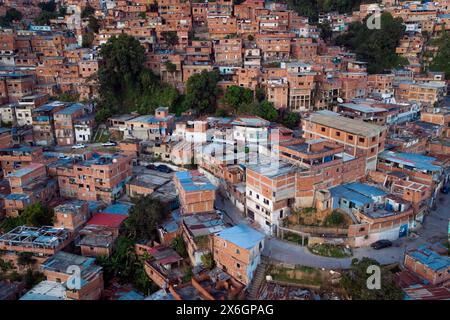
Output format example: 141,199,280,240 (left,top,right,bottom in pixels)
71,144,86,149
102,141,117,147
